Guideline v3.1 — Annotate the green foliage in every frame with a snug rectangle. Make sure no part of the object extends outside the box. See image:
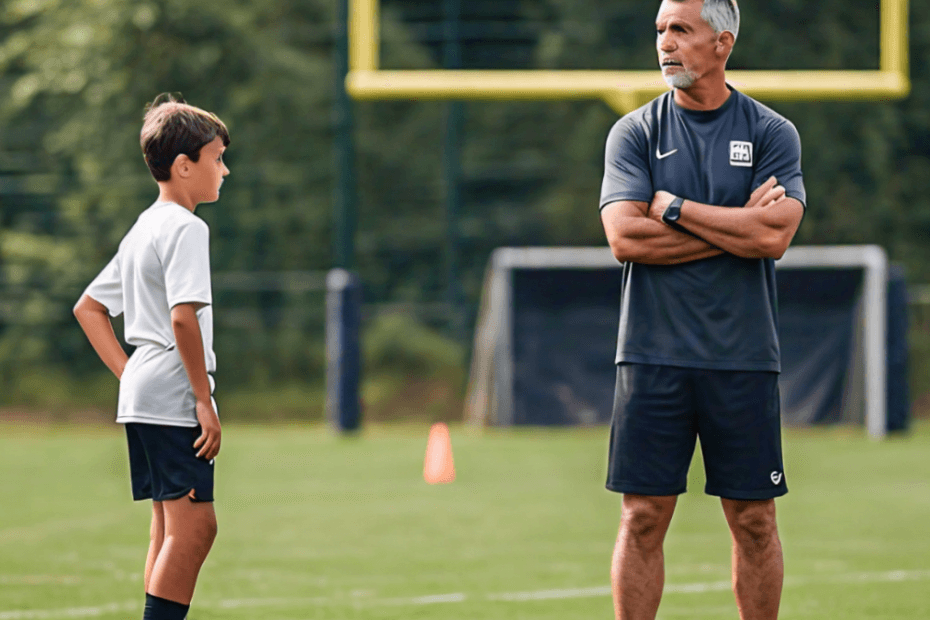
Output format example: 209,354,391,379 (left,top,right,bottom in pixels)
0,0,448,399
364,312,465,378
360,313,467,421
0,365,117,410
3,0,930,411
